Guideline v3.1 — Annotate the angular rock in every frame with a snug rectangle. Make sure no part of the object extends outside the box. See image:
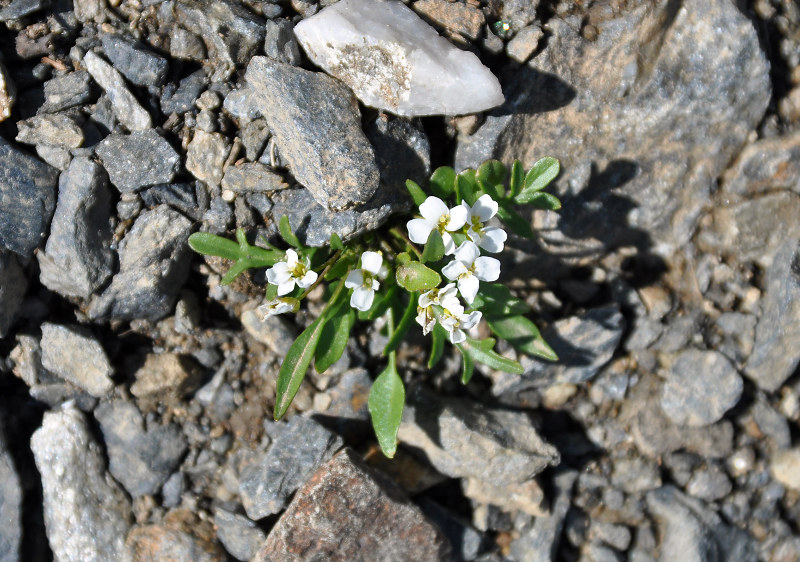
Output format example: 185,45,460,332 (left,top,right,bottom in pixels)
0,0,46,20
101,32,169,87
745,239,800,391
463,477,547,517
15,112,84,148
660,349,742,427
506,24,543,64
416,498,486,561
398,387,559,486
73,0,105,22
175,0,265,82
366,114,431,192
169,27,207,61
213,509,267,562
0,251,26,337
130,352,204,403
40,323,114,397
244,57,379,210
185,129,230,187
94,400,187,497
239,415,343,519
95,130,181,193
646,486,756,562
0,136,59,258
84,50,152,131
240,307,296,353
37,157,114,298
0,60,14,121
413,0,485,40
457,1,770,257
0,424,22,562
89,205,193,321
127,510,225,561
41,70,93,113
295,0,503,116
254,448,451,561
160,69,207,115
141,182,205,220
221,162,288,193
264,18,301,65
31,406,132,562
722,130,800,197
